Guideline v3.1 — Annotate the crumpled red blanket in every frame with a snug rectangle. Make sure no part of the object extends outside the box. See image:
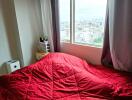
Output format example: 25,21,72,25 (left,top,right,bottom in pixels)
0,53,132,100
